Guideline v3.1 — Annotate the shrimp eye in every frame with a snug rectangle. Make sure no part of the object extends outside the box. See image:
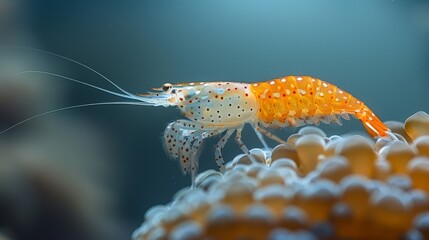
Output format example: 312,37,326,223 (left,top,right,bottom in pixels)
162,83,173,92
